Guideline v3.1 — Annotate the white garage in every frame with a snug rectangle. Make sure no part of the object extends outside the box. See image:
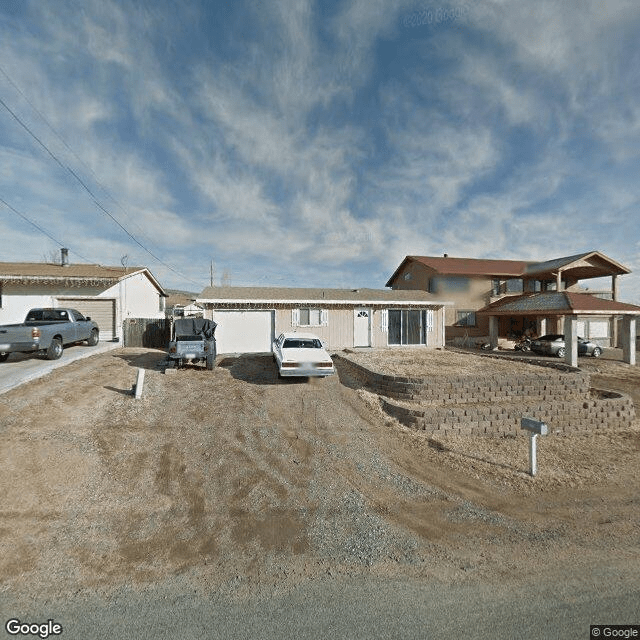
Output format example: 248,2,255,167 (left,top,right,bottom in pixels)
210,310,274,354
